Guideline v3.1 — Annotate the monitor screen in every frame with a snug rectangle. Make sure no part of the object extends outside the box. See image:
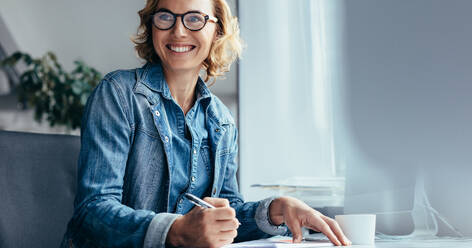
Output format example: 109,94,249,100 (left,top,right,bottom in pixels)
339,0,472,237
